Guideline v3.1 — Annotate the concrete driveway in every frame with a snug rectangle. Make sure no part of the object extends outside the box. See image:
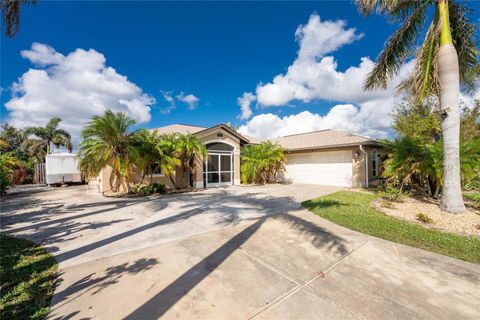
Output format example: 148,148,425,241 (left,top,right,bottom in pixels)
1,184,479,319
